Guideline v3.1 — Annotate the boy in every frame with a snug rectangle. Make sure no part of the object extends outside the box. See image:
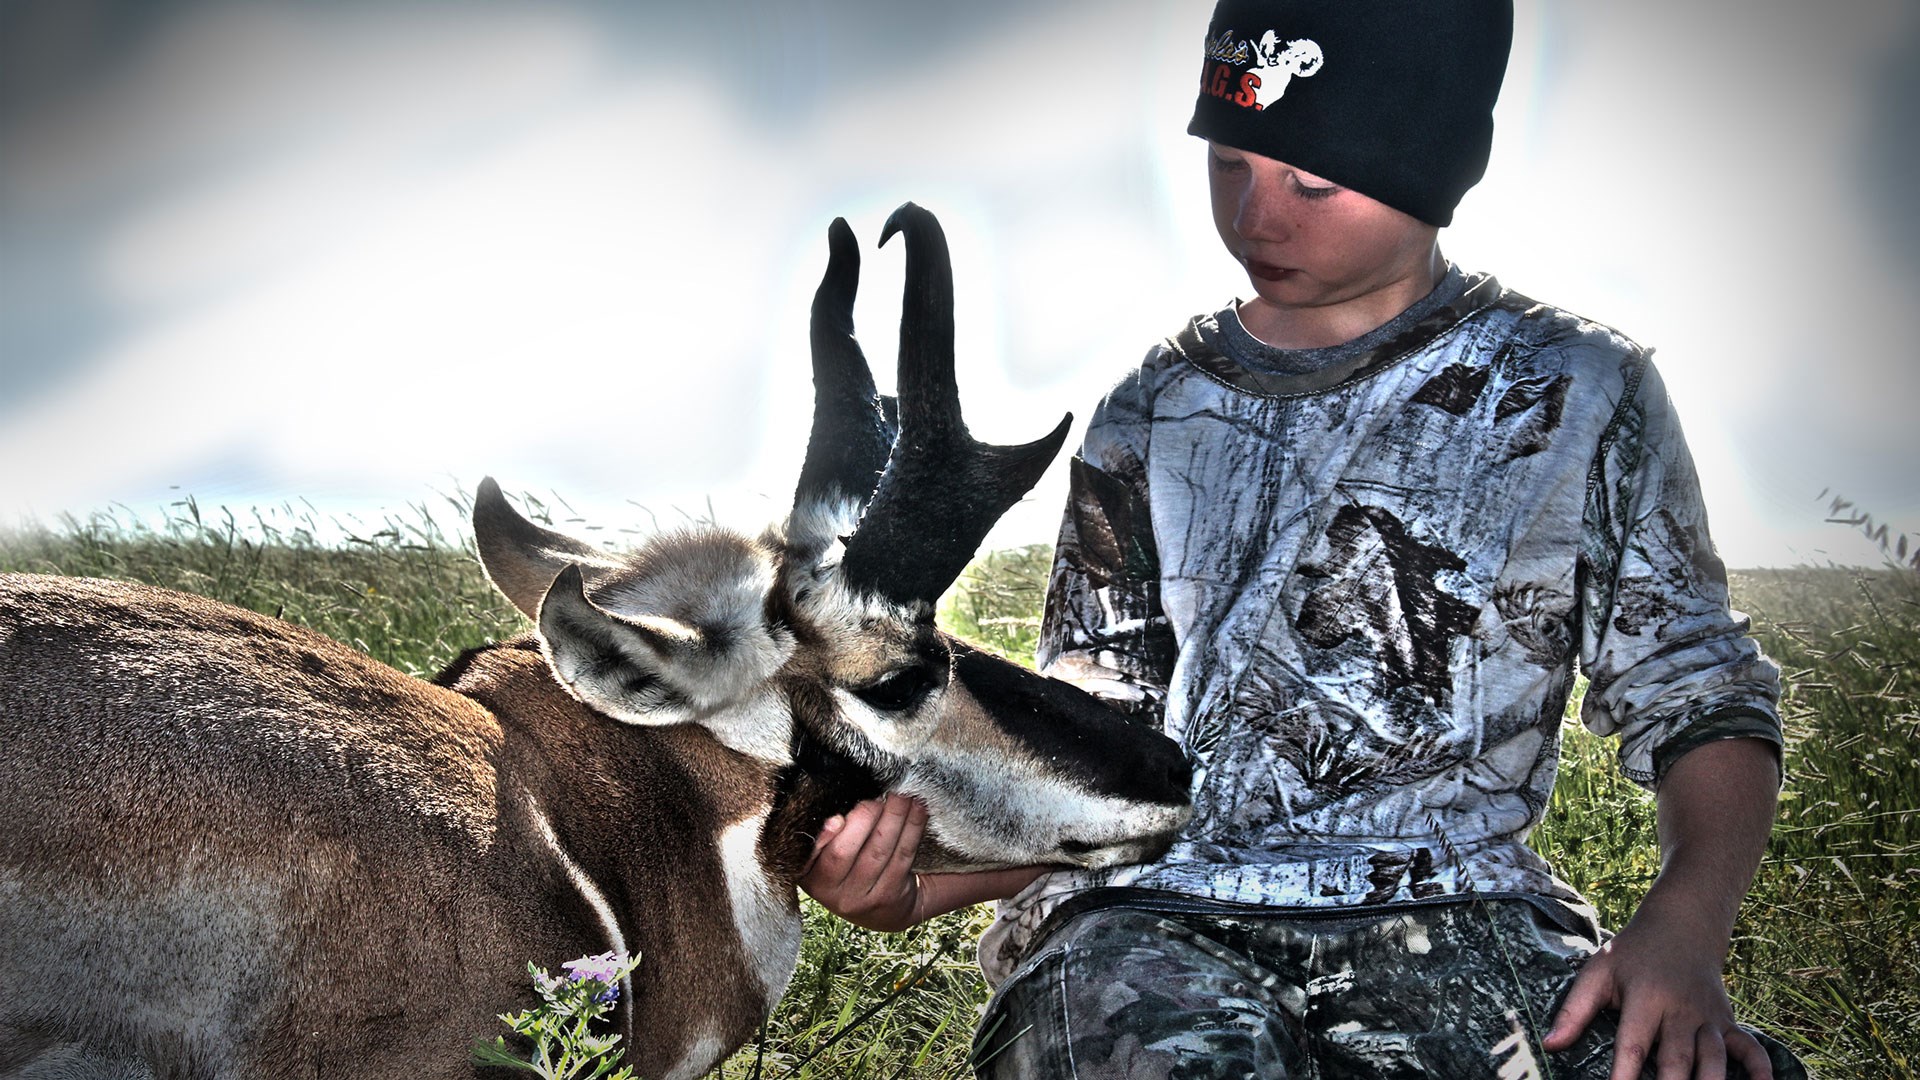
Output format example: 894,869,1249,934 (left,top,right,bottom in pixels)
802,1,1807,1076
